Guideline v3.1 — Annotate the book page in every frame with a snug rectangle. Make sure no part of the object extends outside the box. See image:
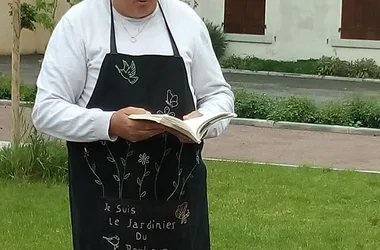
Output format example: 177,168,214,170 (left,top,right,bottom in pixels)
183,112,237,136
